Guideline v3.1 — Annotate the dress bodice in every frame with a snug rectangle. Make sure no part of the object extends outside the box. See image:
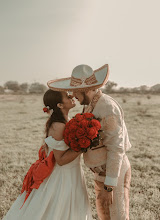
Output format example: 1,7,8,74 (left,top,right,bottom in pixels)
45,136,69,152
45,136,80,168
